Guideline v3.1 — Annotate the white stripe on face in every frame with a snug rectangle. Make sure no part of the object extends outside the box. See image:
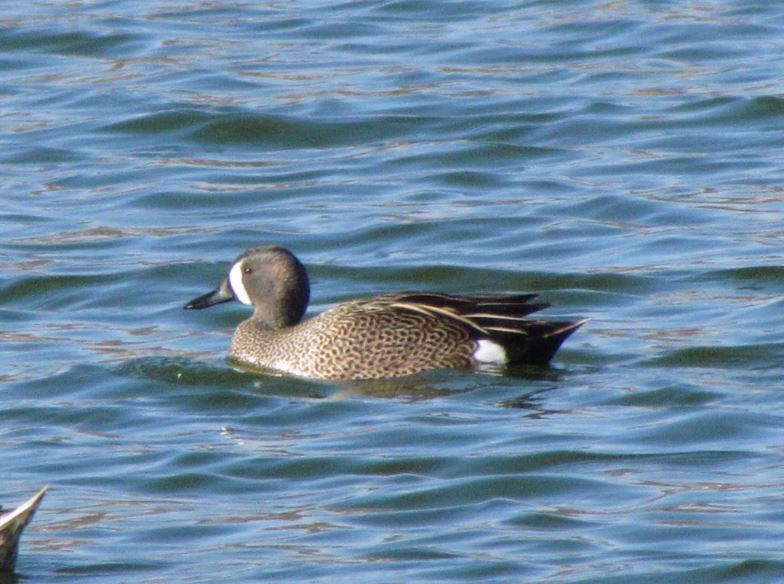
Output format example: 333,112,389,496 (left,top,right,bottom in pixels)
229,261,252,305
